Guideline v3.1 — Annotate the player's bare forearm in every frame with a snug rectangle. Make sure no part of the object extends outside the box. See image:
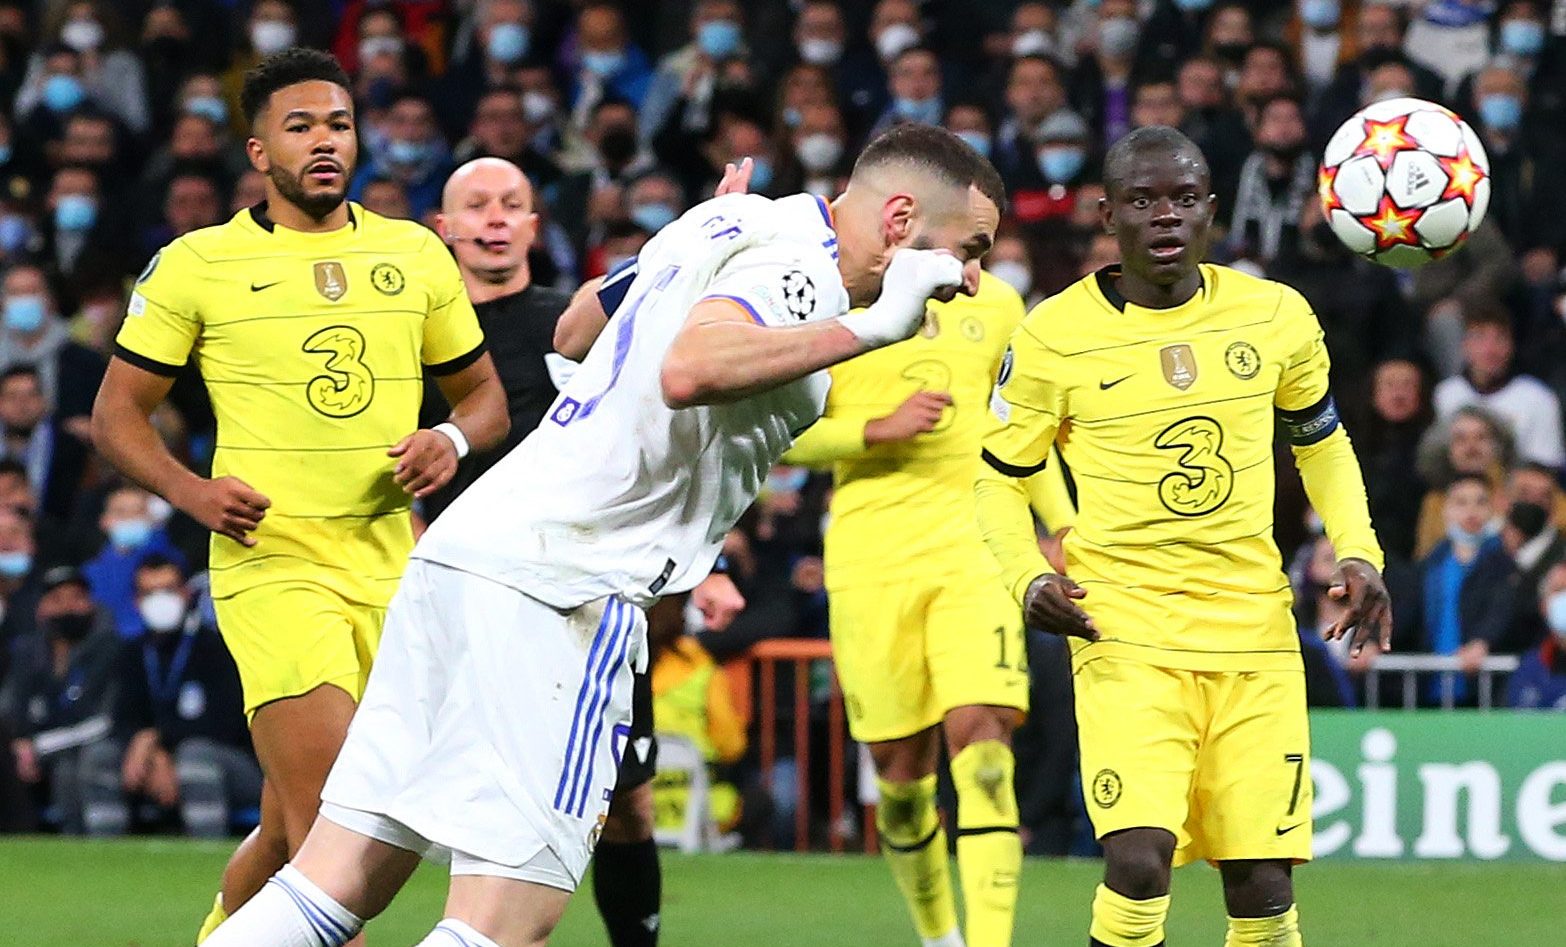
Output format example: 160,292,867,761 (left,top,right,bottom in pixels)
554,276,608,361
661,302,870,408
433,352,509,453
91,359,203,503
